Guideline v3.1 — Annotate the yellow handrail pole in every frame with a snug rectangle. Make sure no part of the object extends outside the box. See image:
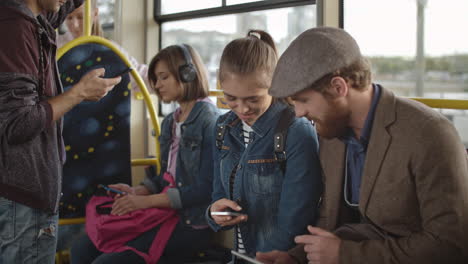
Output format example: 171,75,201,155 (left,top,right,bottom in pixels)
83,0,92,37
57,36,161,173
410,98,468,110
209,90,223,97
131,67,161,174
58,217,85,225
